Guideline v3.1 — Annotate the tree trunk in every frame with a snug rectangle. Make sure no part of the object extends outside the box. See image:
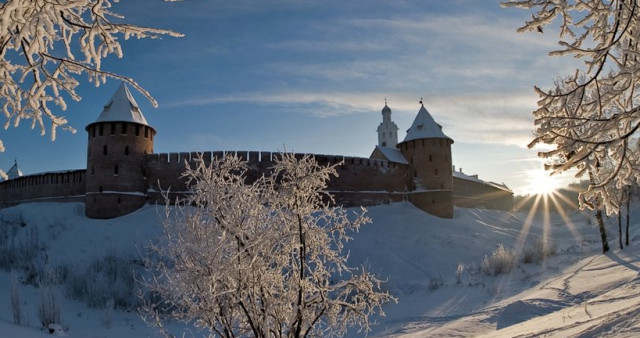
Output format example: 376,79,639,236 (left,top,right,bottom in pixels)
626,190,631,246
618,207,623,249
596,209,609,253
